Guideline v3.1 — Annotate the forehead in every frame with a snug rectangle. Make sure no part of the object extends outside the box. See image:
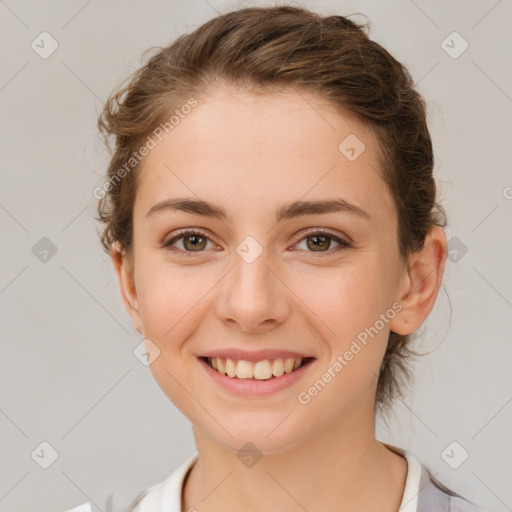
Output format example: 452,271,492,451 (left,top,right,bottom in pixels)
134,87,395,224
